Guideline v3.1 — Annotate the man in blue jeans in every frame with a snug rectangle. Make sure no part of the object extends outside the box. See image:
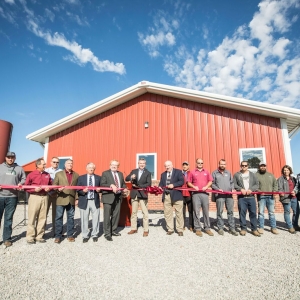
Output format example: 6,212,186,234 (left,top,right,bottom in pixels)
53,159,79,243
255,162,279,234
0,152,26,247
233,161,260,237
